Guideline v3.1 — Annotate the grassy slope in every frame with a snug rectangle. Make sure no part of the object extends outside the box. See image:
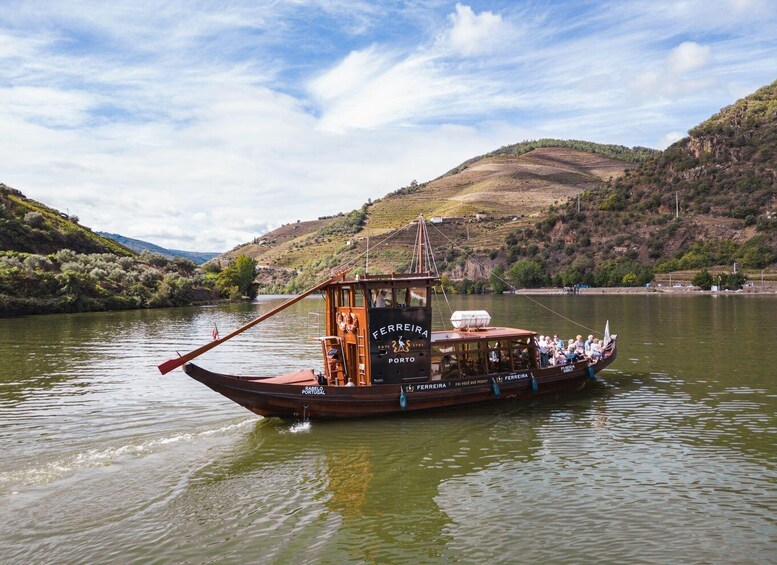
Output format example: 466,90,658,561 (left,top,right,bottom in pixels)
223,144,636,284
0,185,134,256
